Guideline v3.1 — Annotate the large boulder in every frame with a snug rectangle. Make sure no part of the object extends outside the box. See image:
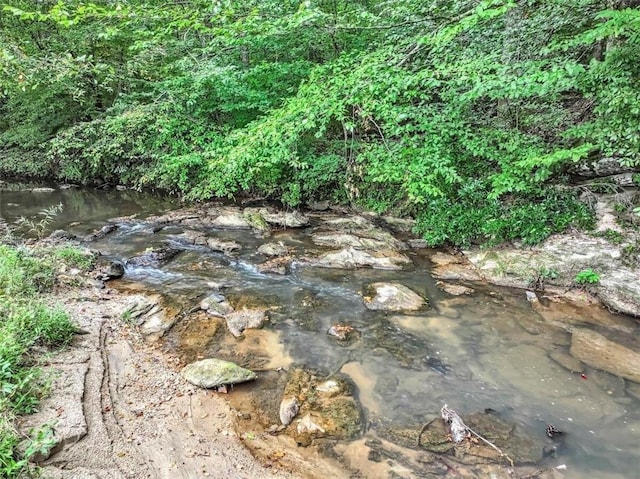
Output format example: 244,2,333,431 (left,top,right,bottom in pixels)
181,358,257,388
570,329,640,383
363,282,426,311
